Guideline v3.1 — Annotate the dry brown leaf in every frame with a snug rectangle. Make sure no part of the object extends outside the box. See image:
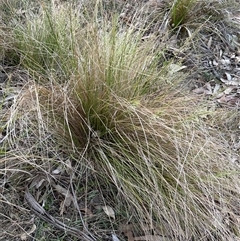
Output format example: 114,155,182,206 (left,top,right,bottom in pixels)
102,205,115,219
120,224,134,241
29,175,46,189
217,94,239,106
167,63,187,76
20,224,36,240
53,184,73,214
53,184,72,197
224,86,236,95
147,0,165,6
112,233,121,241
225,72,232,81
213,84,220,94
205,83,213,95
60,196,72,215
80,207,93,217
65,159,73,176
207,36,212,49
213,59,218,66
52,165,64,174
217,94,230,103
20,233,27,240
193,85,212,95
133,235,165,241
220,59,231,65
193,87,205,94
